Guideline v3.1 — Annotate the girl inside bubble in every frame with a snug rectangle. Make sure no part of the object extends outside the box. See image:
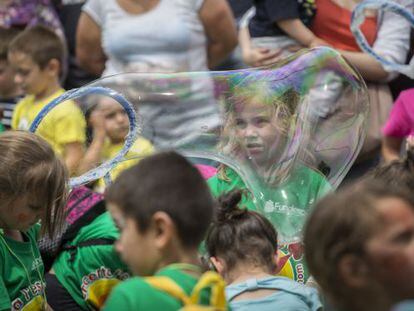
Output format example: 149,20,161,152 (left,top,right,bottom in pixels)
0,131,67,310
207,80,331,284
208,80,331,212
